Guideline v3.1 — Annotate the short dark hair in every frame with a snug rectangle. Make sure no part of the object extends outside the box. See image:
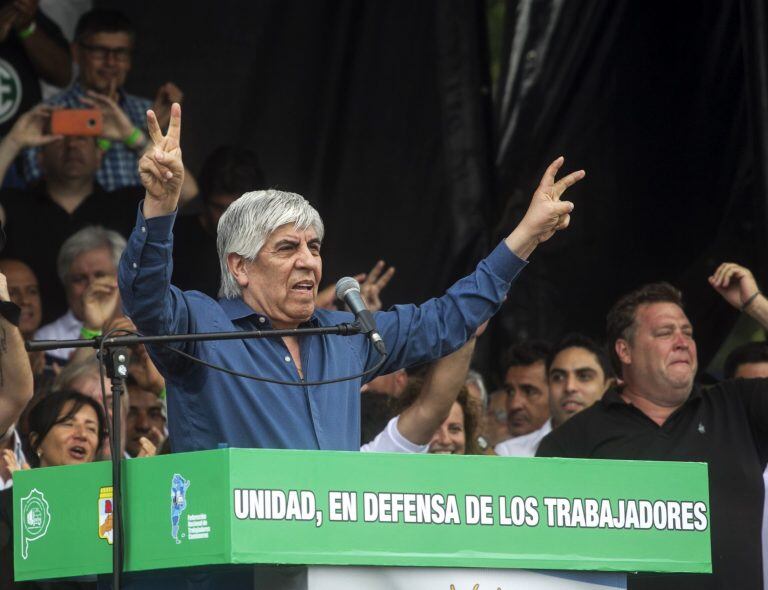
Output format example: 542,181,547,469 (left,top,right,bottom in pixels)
546,333,614,380
724,341,768,380
27,390,107,467
75,9,136,43
501,340,551,374
606,282,684,375
198,146,266,204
